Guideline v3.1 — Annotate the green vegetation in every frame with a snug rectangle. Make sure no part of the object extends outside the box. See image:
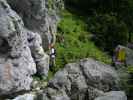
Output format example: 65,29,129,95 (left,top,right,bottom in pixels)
65,0,133,54
88,14,129,53
52,10,111,72
48,0,133,96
